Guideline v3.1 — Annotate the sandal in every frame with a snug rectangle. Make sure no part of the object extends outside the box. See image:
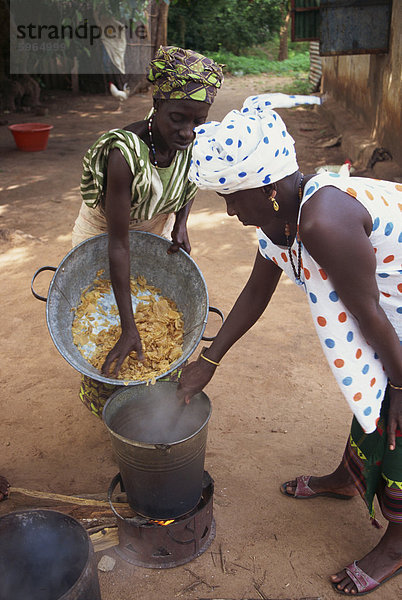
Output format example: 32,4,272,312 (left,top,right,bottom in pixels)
280,475,355,500
332,561,402,596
